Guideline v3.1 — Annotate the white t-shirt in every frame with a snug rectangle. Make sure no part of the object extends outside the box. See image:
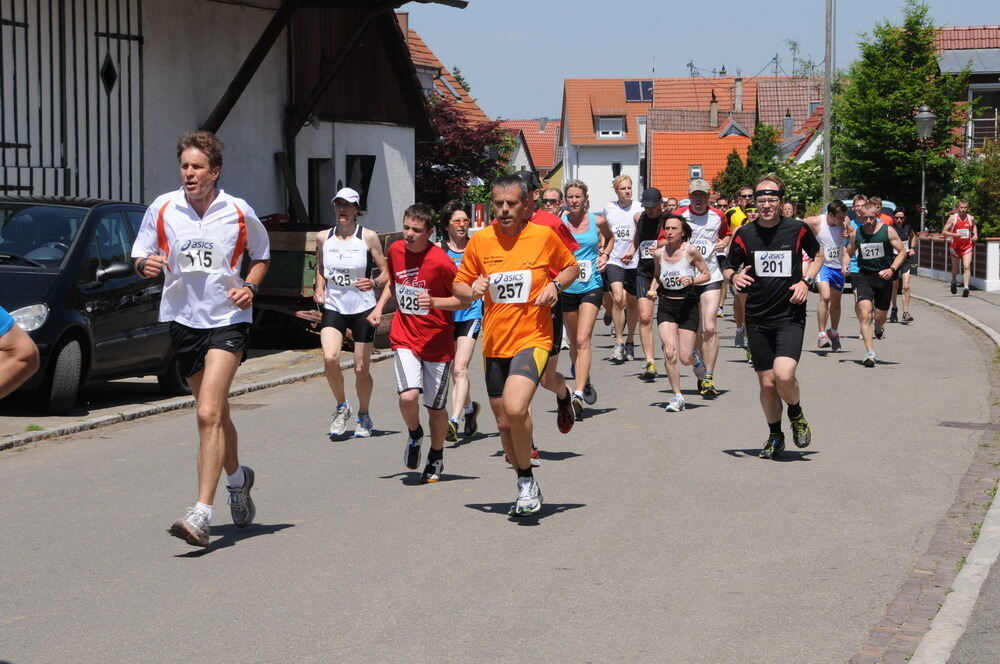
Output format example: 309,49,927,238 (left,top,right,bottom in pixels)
131,188,270,328
603,200,641,268
678,206,728,284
